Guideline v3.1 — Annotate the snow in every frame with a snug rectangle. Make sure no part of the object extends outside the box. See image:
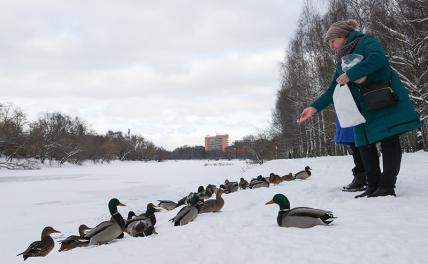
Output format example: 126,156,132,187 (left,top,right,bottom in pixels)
2,152,428,264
